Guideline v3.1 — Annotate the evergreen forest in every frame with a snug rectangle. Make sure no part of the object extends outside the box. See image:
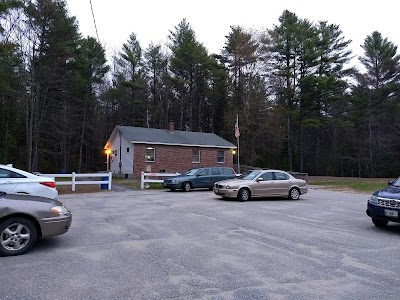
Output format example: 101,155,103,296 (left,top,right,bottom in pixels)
1,0,400,177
